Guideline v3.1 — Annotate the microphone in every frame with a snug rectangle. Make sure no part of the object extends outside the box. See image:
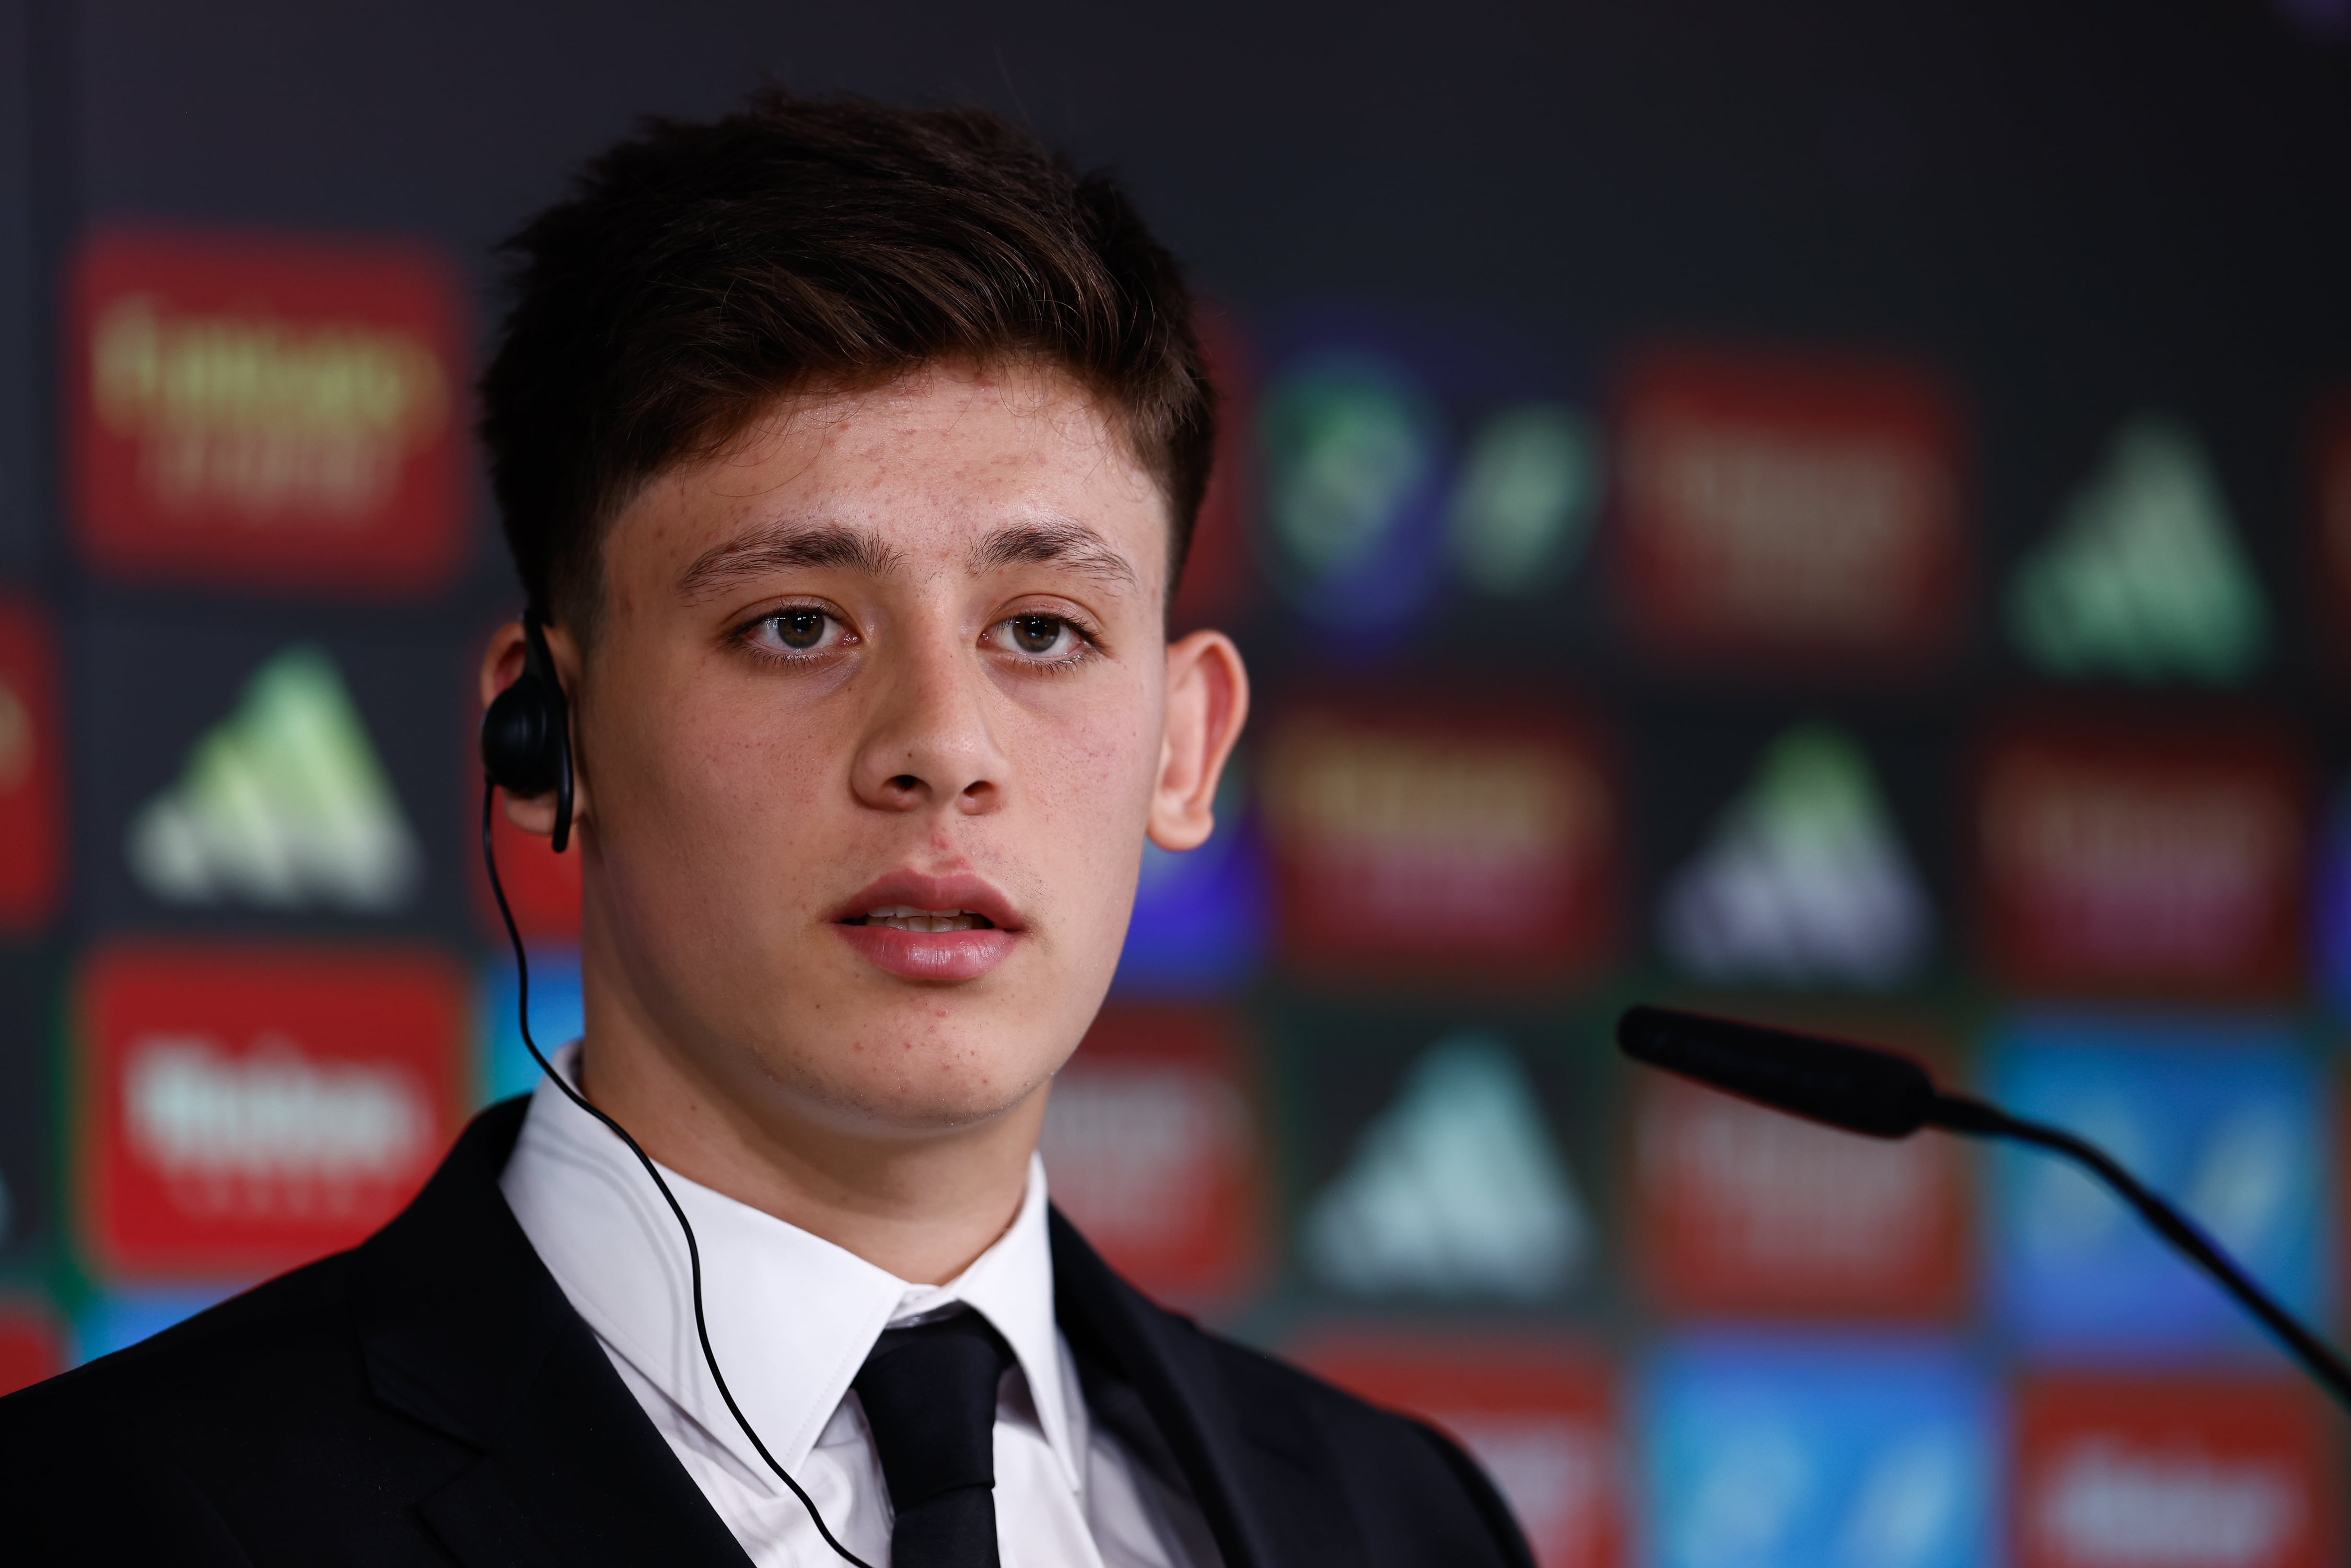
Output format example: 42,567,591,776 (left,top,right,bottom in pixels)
1617,1004,2351,1410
